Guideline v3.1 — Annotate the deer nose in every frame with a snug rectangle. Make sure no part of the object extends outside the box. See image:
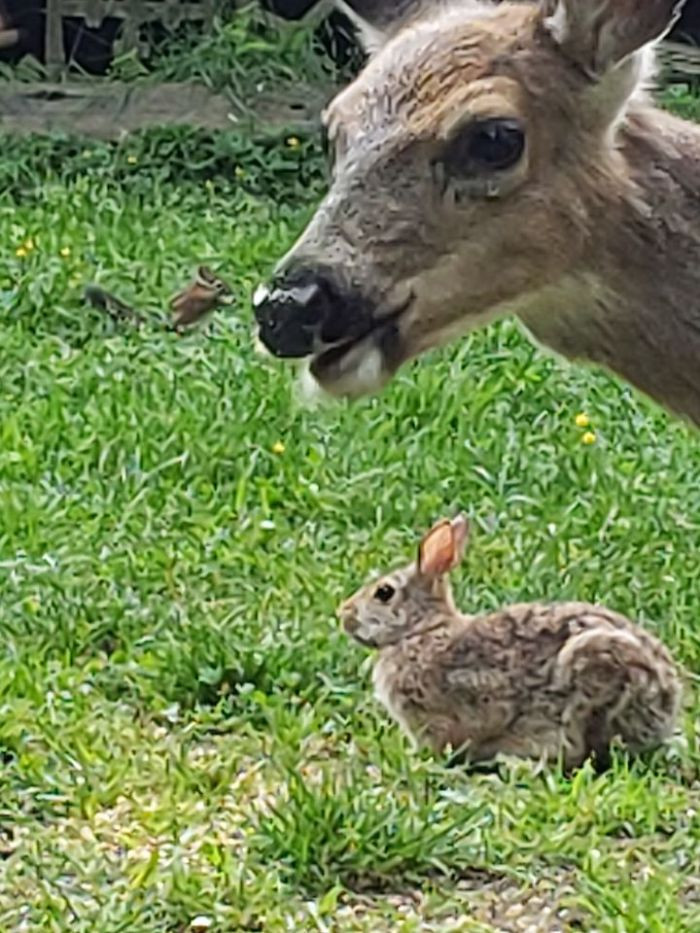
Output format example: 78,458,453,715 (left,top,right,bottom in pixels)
252,267,374,359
